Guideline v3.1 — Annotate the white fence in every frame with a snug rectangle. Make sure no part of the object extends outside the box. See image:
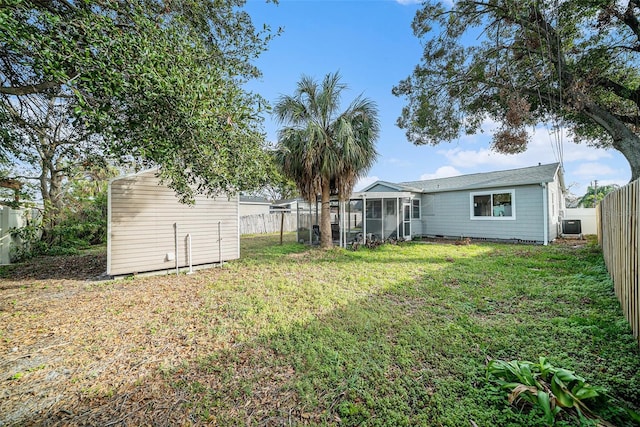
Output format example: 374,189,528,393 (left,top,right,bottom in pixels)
598,179,639,346
240,213,297,235
0,206,40,264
